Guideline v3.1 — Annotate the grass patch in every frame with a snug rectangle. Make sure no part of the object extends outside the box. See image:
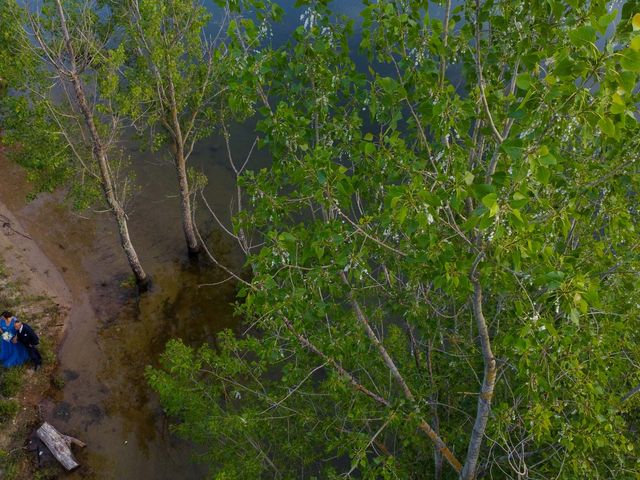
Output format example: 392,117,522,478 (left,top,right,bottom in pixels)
51,372,65,390
0,367,25,397
32,466,60,480
0,449,22,480
0,399,18,423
